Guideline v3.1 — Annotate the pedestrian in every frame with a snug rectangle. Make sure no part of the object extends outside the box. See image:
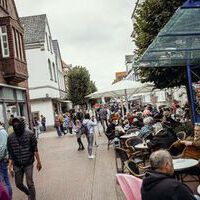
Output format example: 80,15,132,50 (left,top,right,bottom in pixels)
40,115,46,132
64,114,69,134
141,150,197,200
75,119,84,151
54,115,62,137
99,105,108,132
68,117,74,135
59,114,66,135
7,117,42,200
0,122,12,199
32,117,41,139
82,114,97,159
